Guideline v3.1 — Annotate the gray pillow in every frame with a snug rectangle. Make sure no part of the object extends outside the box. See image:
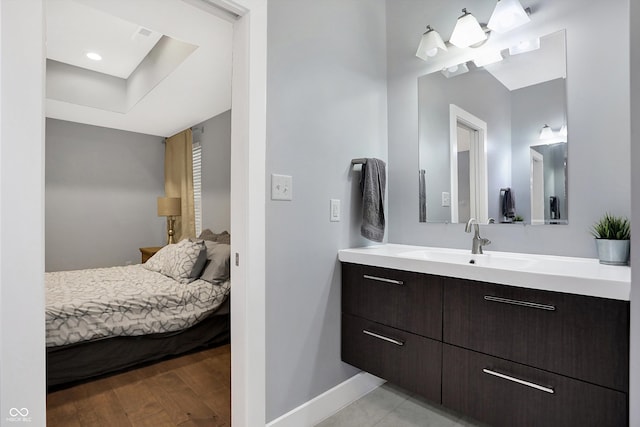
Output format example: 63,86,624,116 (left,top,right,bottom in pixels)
198,229,231,245
200,241,231,283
